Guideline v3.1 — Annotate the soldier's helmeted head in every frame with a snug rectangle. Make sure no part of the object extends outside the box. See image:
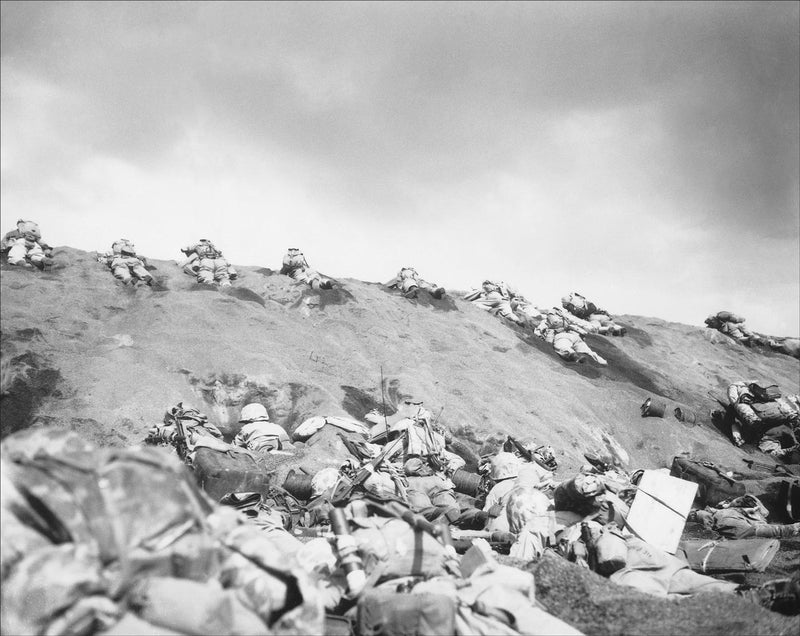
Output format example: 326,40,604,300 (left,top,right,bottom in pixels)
490,452,520,481
239,403,269,422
